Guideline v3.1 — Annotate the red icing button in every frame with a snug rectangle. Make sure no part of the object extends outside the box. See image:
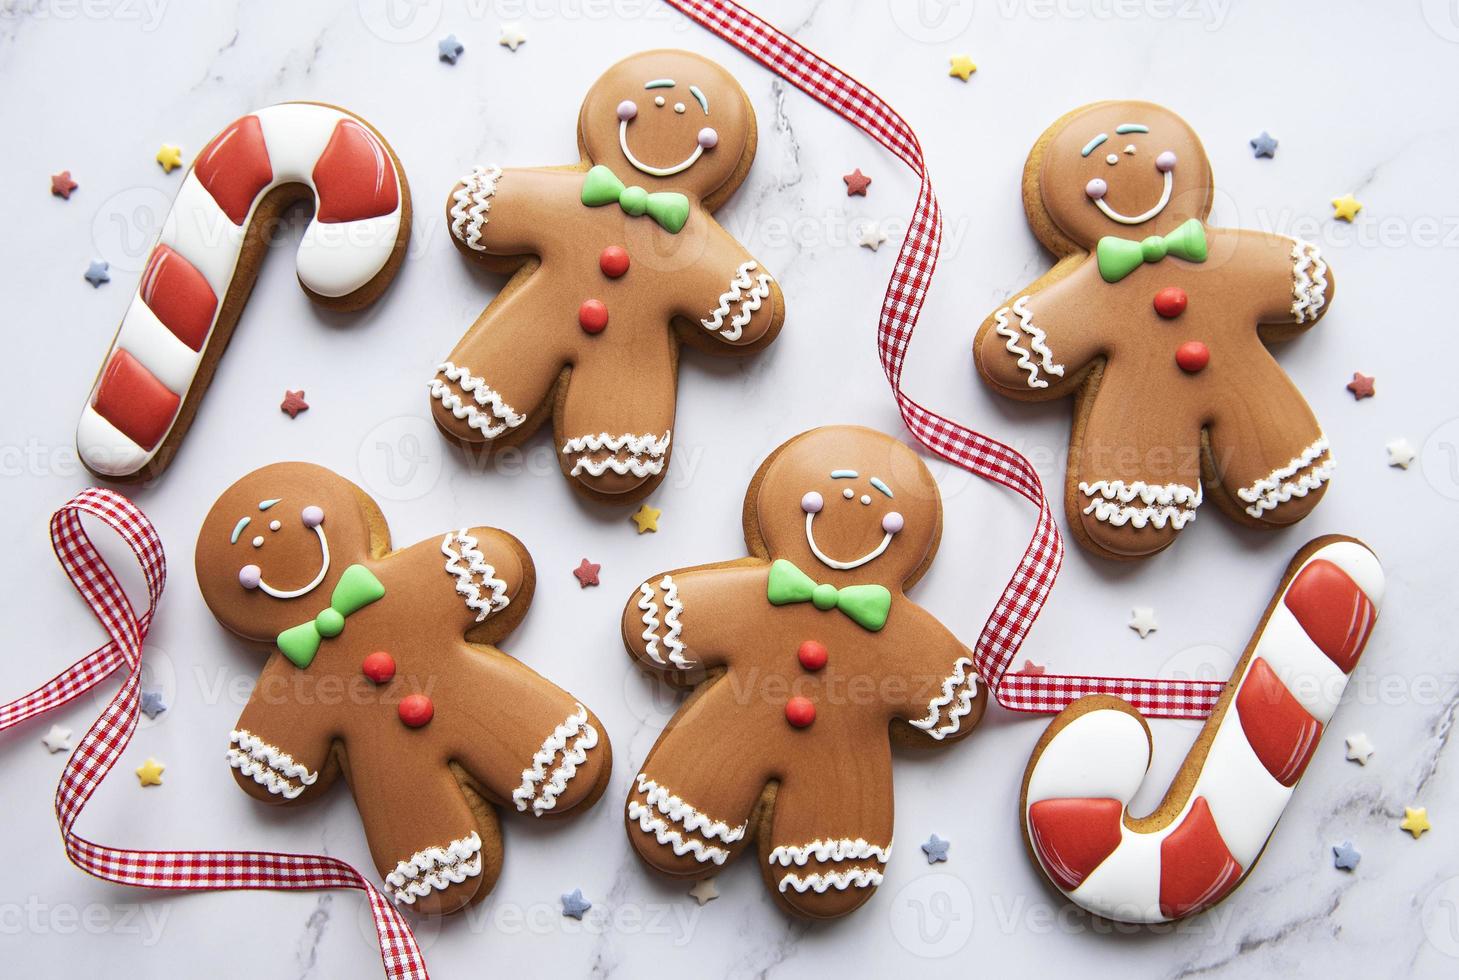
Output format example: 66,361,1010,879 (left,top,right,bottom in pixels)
599,245,630,278
1175,341,1210,373
398,693,434,728
797,640,828,671
362,651,396,684
1153,286,1188,319
579,299,608,334
785,696,816,728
